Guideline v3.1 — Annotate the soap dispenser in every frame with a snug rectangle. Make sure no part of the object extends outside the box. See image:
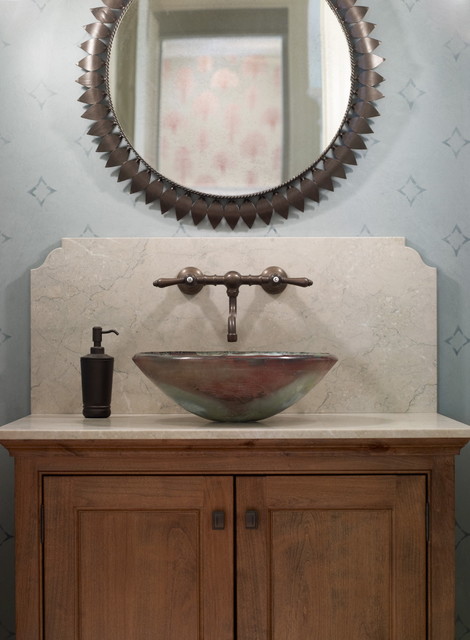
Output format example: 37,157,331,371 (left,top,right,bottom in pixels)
81,326,119,418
